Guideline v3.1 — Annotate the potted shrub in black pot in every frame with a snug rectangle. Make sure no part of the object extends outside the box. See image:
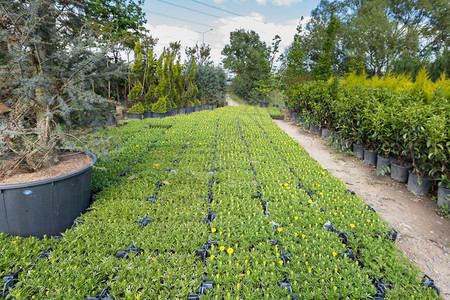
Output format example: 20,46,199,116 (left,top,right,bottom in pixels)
127,102,144,120
151,96,170,118
0,4,105,236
